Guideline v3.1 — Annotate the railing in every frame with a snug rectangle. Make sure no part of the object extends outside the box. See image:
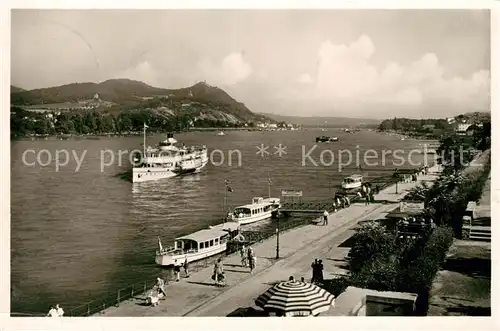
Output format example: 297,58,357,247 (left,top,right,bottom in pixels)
11,312,47,317
67,276,167,316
